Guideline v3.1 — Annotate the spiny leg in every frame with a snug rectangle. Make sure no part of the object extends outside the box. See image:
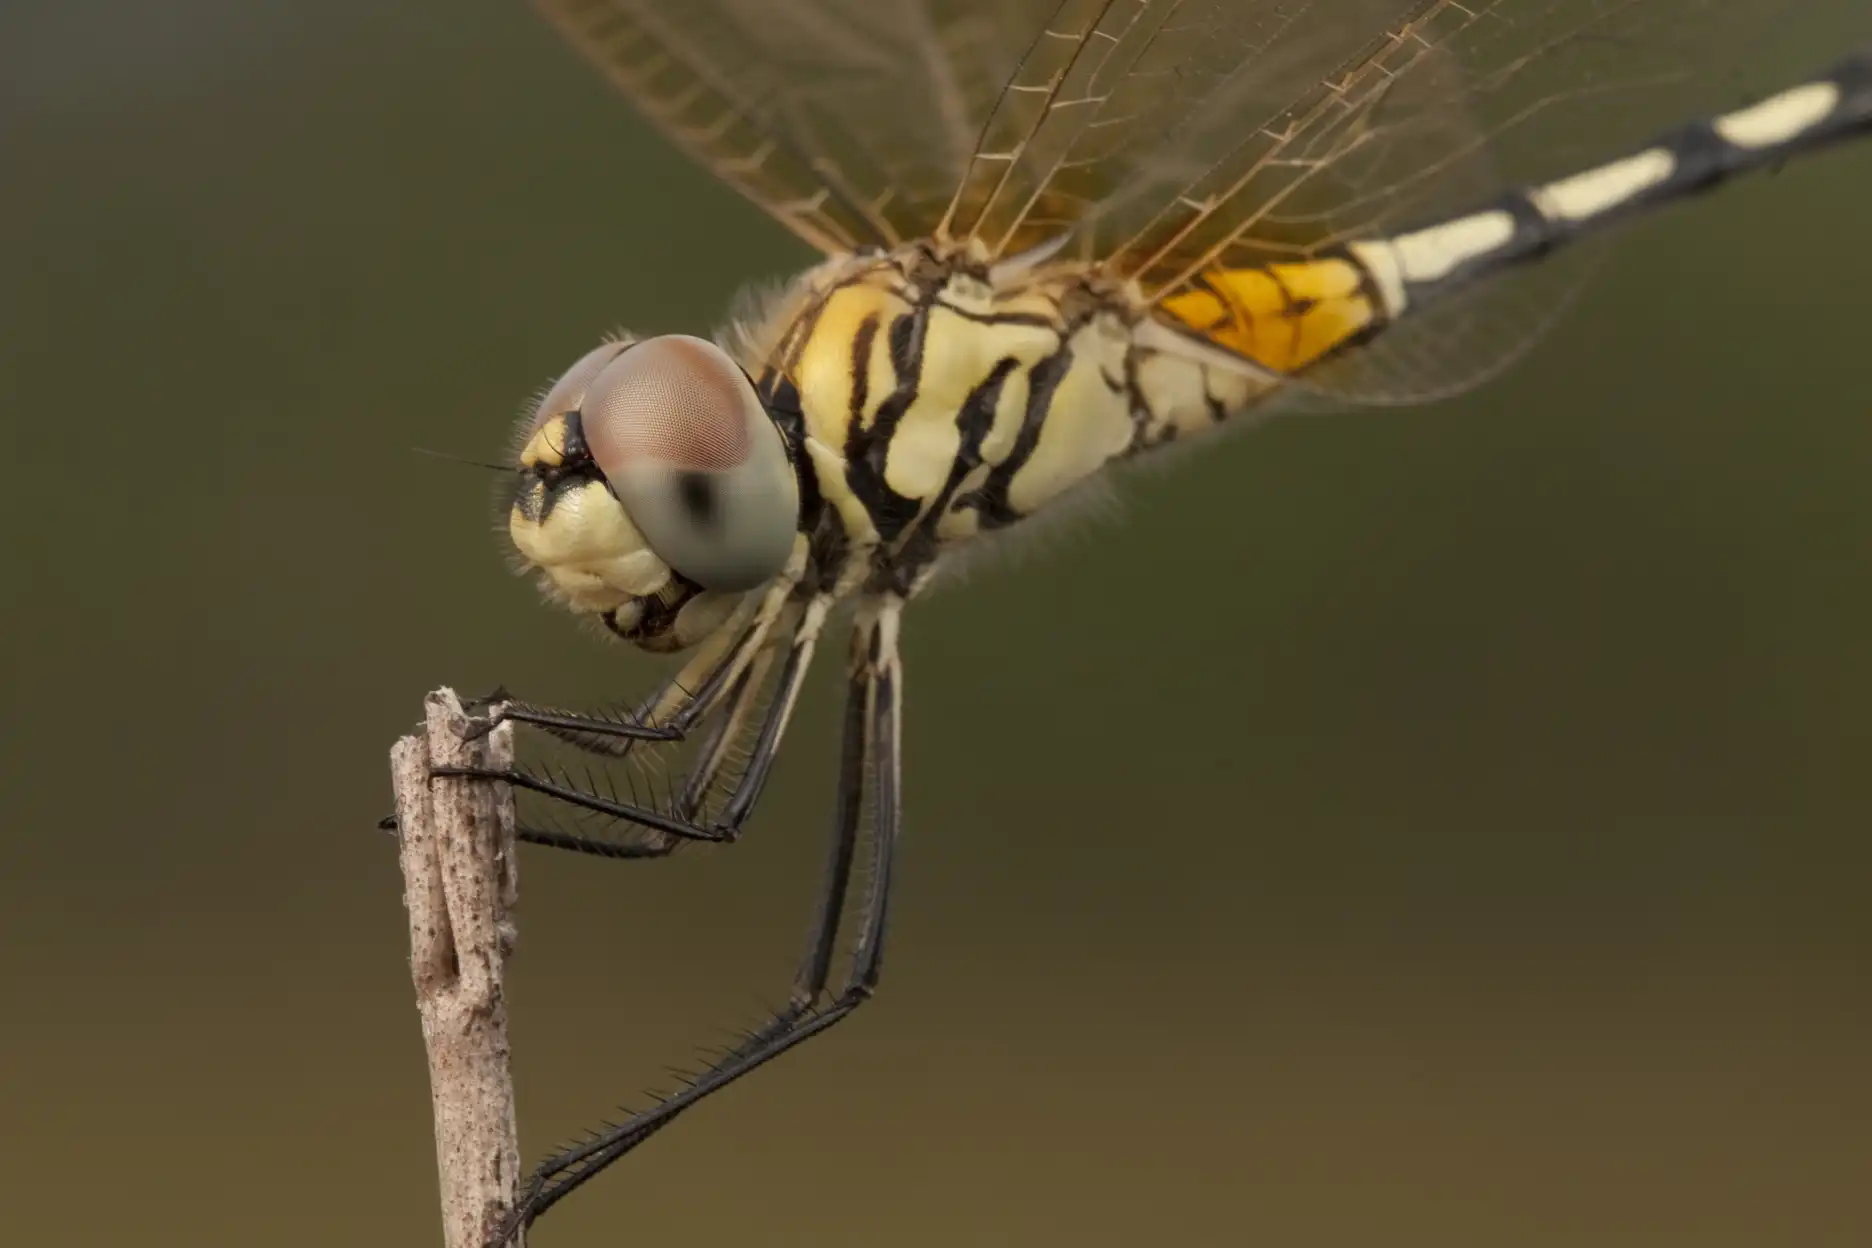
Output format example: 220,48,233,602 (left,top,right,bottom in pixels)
373,586,794,843
501,628,783,859
496,594,907,1241
492,571,798,758
507,610,870,1205
674,647,774,820
442,594,836,859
